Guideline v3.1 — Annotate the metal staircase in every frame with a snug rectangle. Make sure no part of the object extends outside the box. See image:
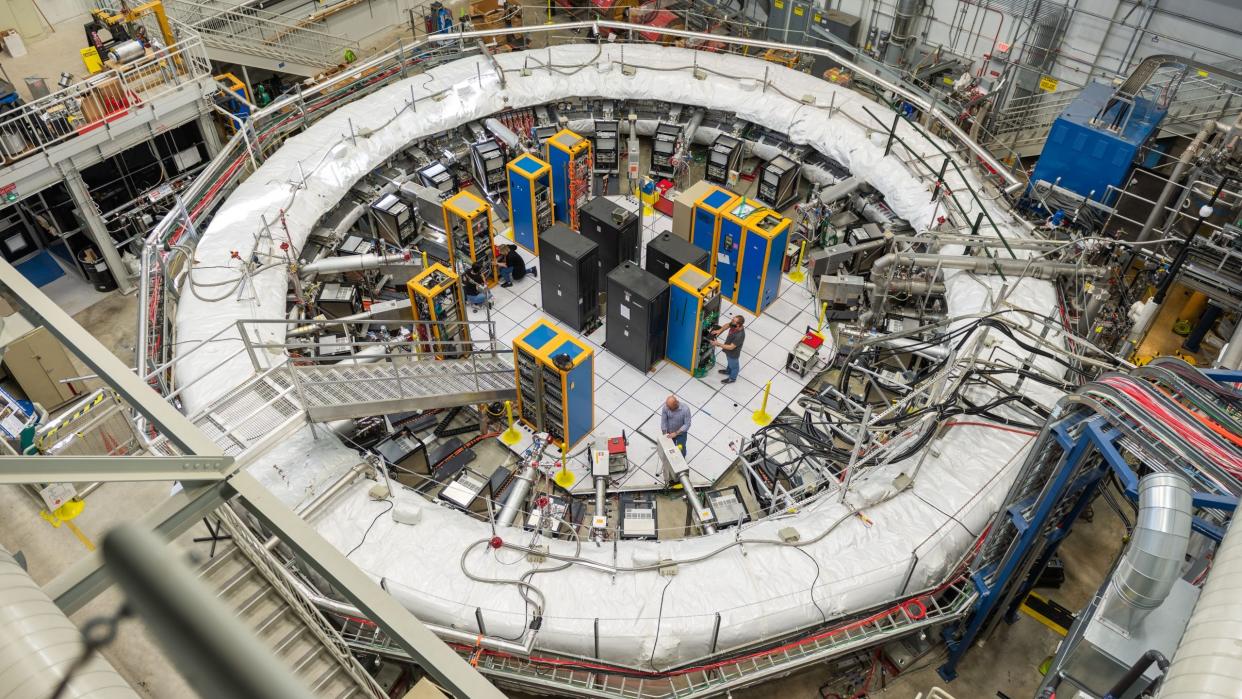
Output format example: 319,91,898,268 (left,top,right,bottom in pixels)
165,0,357,75
198,508,386,698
